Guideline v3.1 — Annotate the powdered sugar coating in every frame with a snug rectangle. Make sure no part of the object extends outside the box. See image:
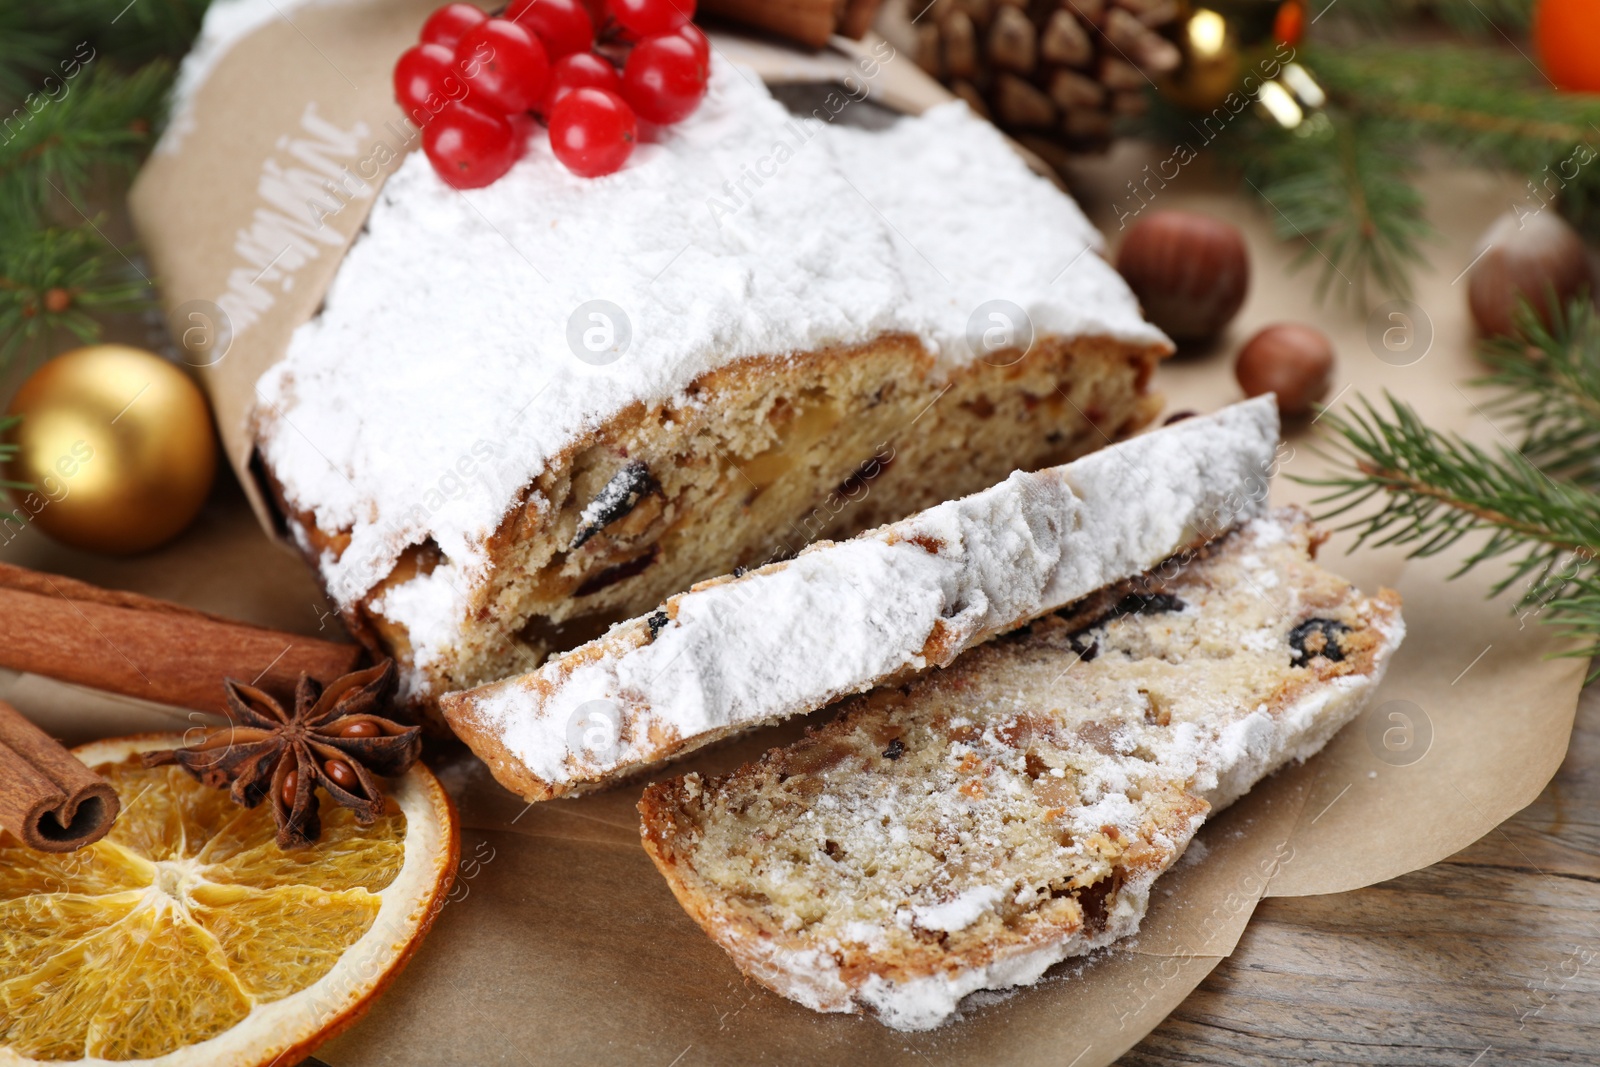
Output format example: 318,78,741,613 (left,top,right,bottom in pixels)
254,56,1167,627
745,660,1395,1032
452,399,1280,795
645,511,1407,1031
